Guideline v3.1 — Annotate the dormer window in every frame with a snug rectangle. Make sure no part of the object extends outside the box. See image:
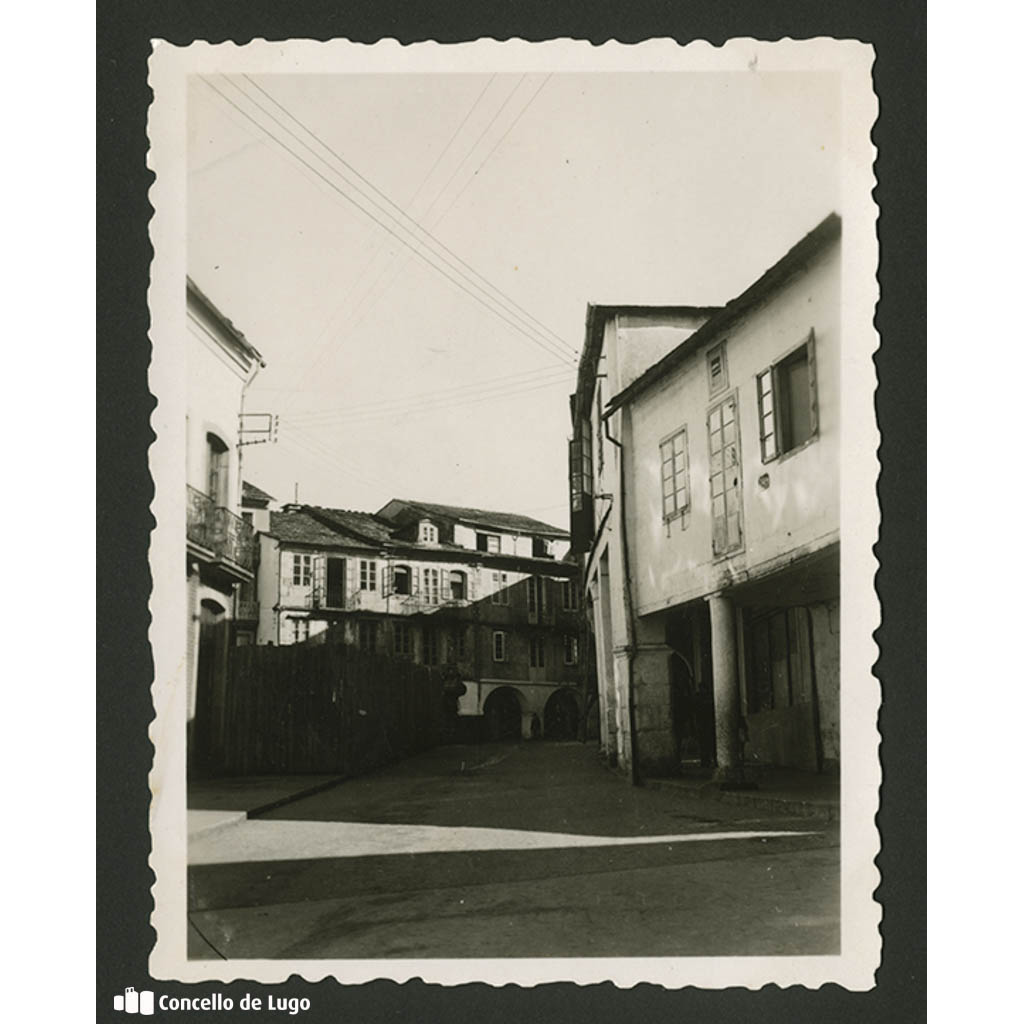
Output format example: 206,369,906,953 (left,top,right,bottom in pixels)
476,532,500,553
532,536,552,558
419,520,438,545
